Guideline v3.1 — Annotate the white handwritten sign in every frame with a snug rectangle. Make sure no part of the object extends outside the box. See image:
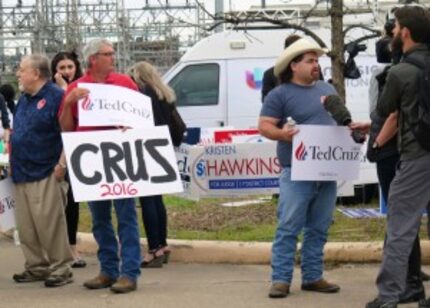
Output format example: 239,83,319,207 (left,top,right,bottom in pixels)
78,83,154,128
0,178,16,232
62,127,183,202
292,125,363,181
